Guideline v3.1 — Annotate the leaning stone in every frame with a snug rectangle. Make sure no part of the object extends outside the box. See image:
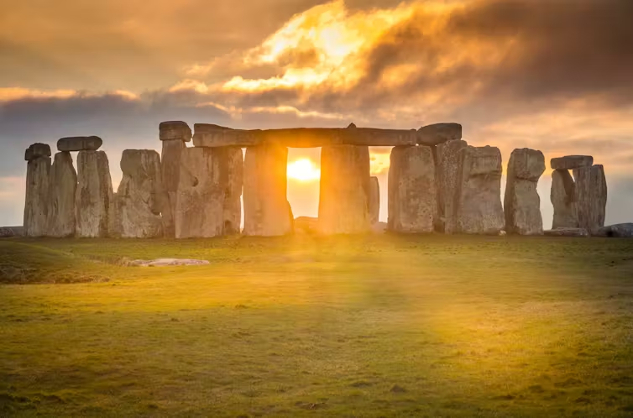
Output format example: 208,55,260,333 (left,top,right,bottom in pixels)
417,123,462,146
593,223,633,238
369,176,380,225
435,139,468,233
47,152,77,237
160,139,185,238
550,155,593,170
318,145,371,234
544,228,589,237
159,121,192,142
23,154,51,237
24,143,51,161
388,146,437,233
551,169,578,228
75,151,113,238
110,150,163,238
57,136,102,152
175,148,226,238
573,164,607,231
504,149,545,235
454,146,504,235
243,143,293,236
